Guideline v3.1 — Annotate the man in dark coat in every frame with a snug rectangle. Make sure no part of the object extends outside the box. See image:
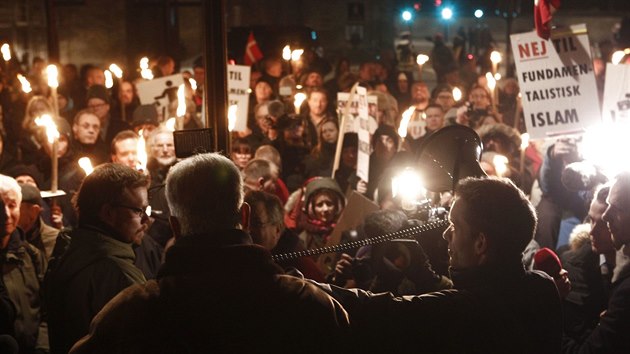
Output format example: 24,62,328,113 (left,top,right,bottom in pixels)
563,171,630,353
44,164,149,354
70,153,350,354
320,177,563,353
